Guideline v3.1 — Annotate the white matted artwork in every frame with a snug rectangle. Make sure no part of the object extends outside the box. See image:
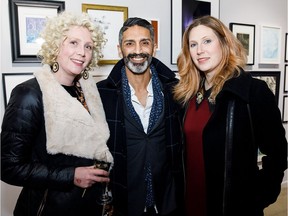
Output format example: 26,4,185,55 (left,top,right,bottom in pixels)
259,25,282,64
17,7,57,55
229,23,255,65
2,73,34,107
82,4,128,65
9,0,65,63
